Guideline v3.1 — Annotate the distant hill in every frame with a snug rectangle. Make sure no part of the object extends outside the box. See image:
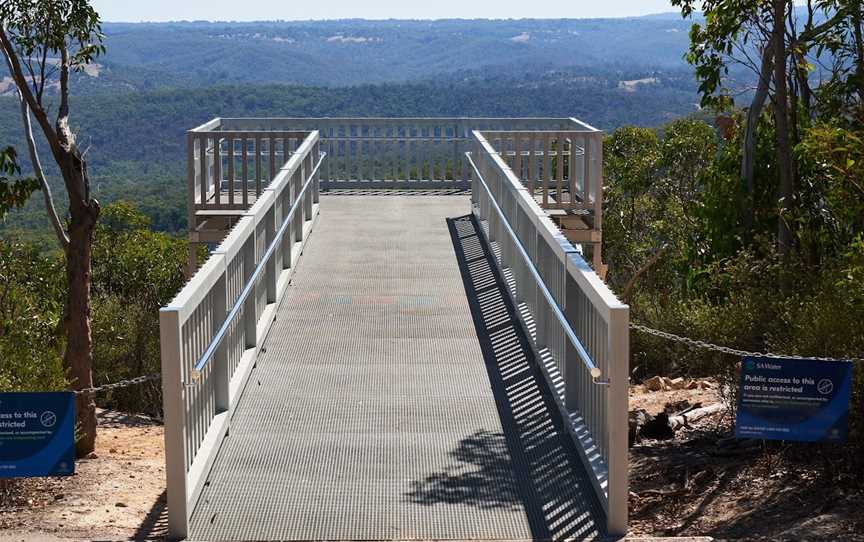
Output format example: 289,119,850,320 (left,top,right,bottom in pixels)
0,17,705,238
58,18,696,90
